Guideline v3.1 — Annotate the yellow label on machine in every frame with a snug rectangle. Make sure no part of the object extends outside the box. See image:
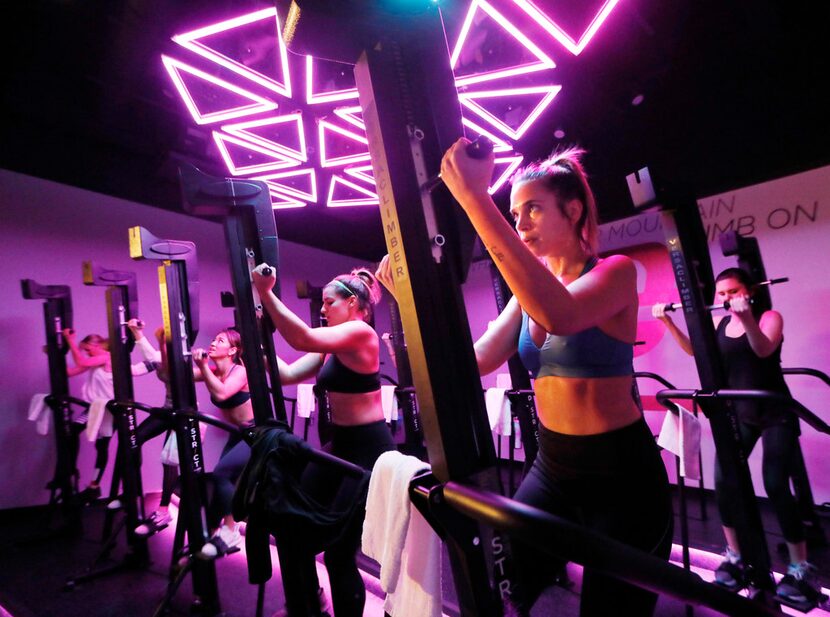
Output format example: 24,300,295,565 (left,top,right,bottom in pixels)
158,265,172,341
128,227,143,259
